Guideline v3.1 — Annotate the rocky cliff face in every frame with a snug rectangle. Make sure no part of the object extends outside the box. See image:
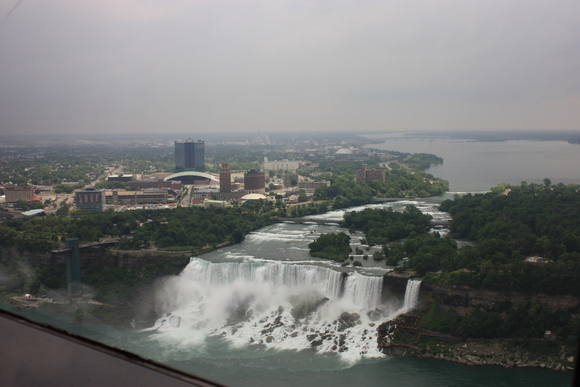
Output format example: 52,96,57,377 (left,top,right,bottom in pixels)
420,282,580,314
24,248,191,272
381,273,409,302
381,272,580,314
